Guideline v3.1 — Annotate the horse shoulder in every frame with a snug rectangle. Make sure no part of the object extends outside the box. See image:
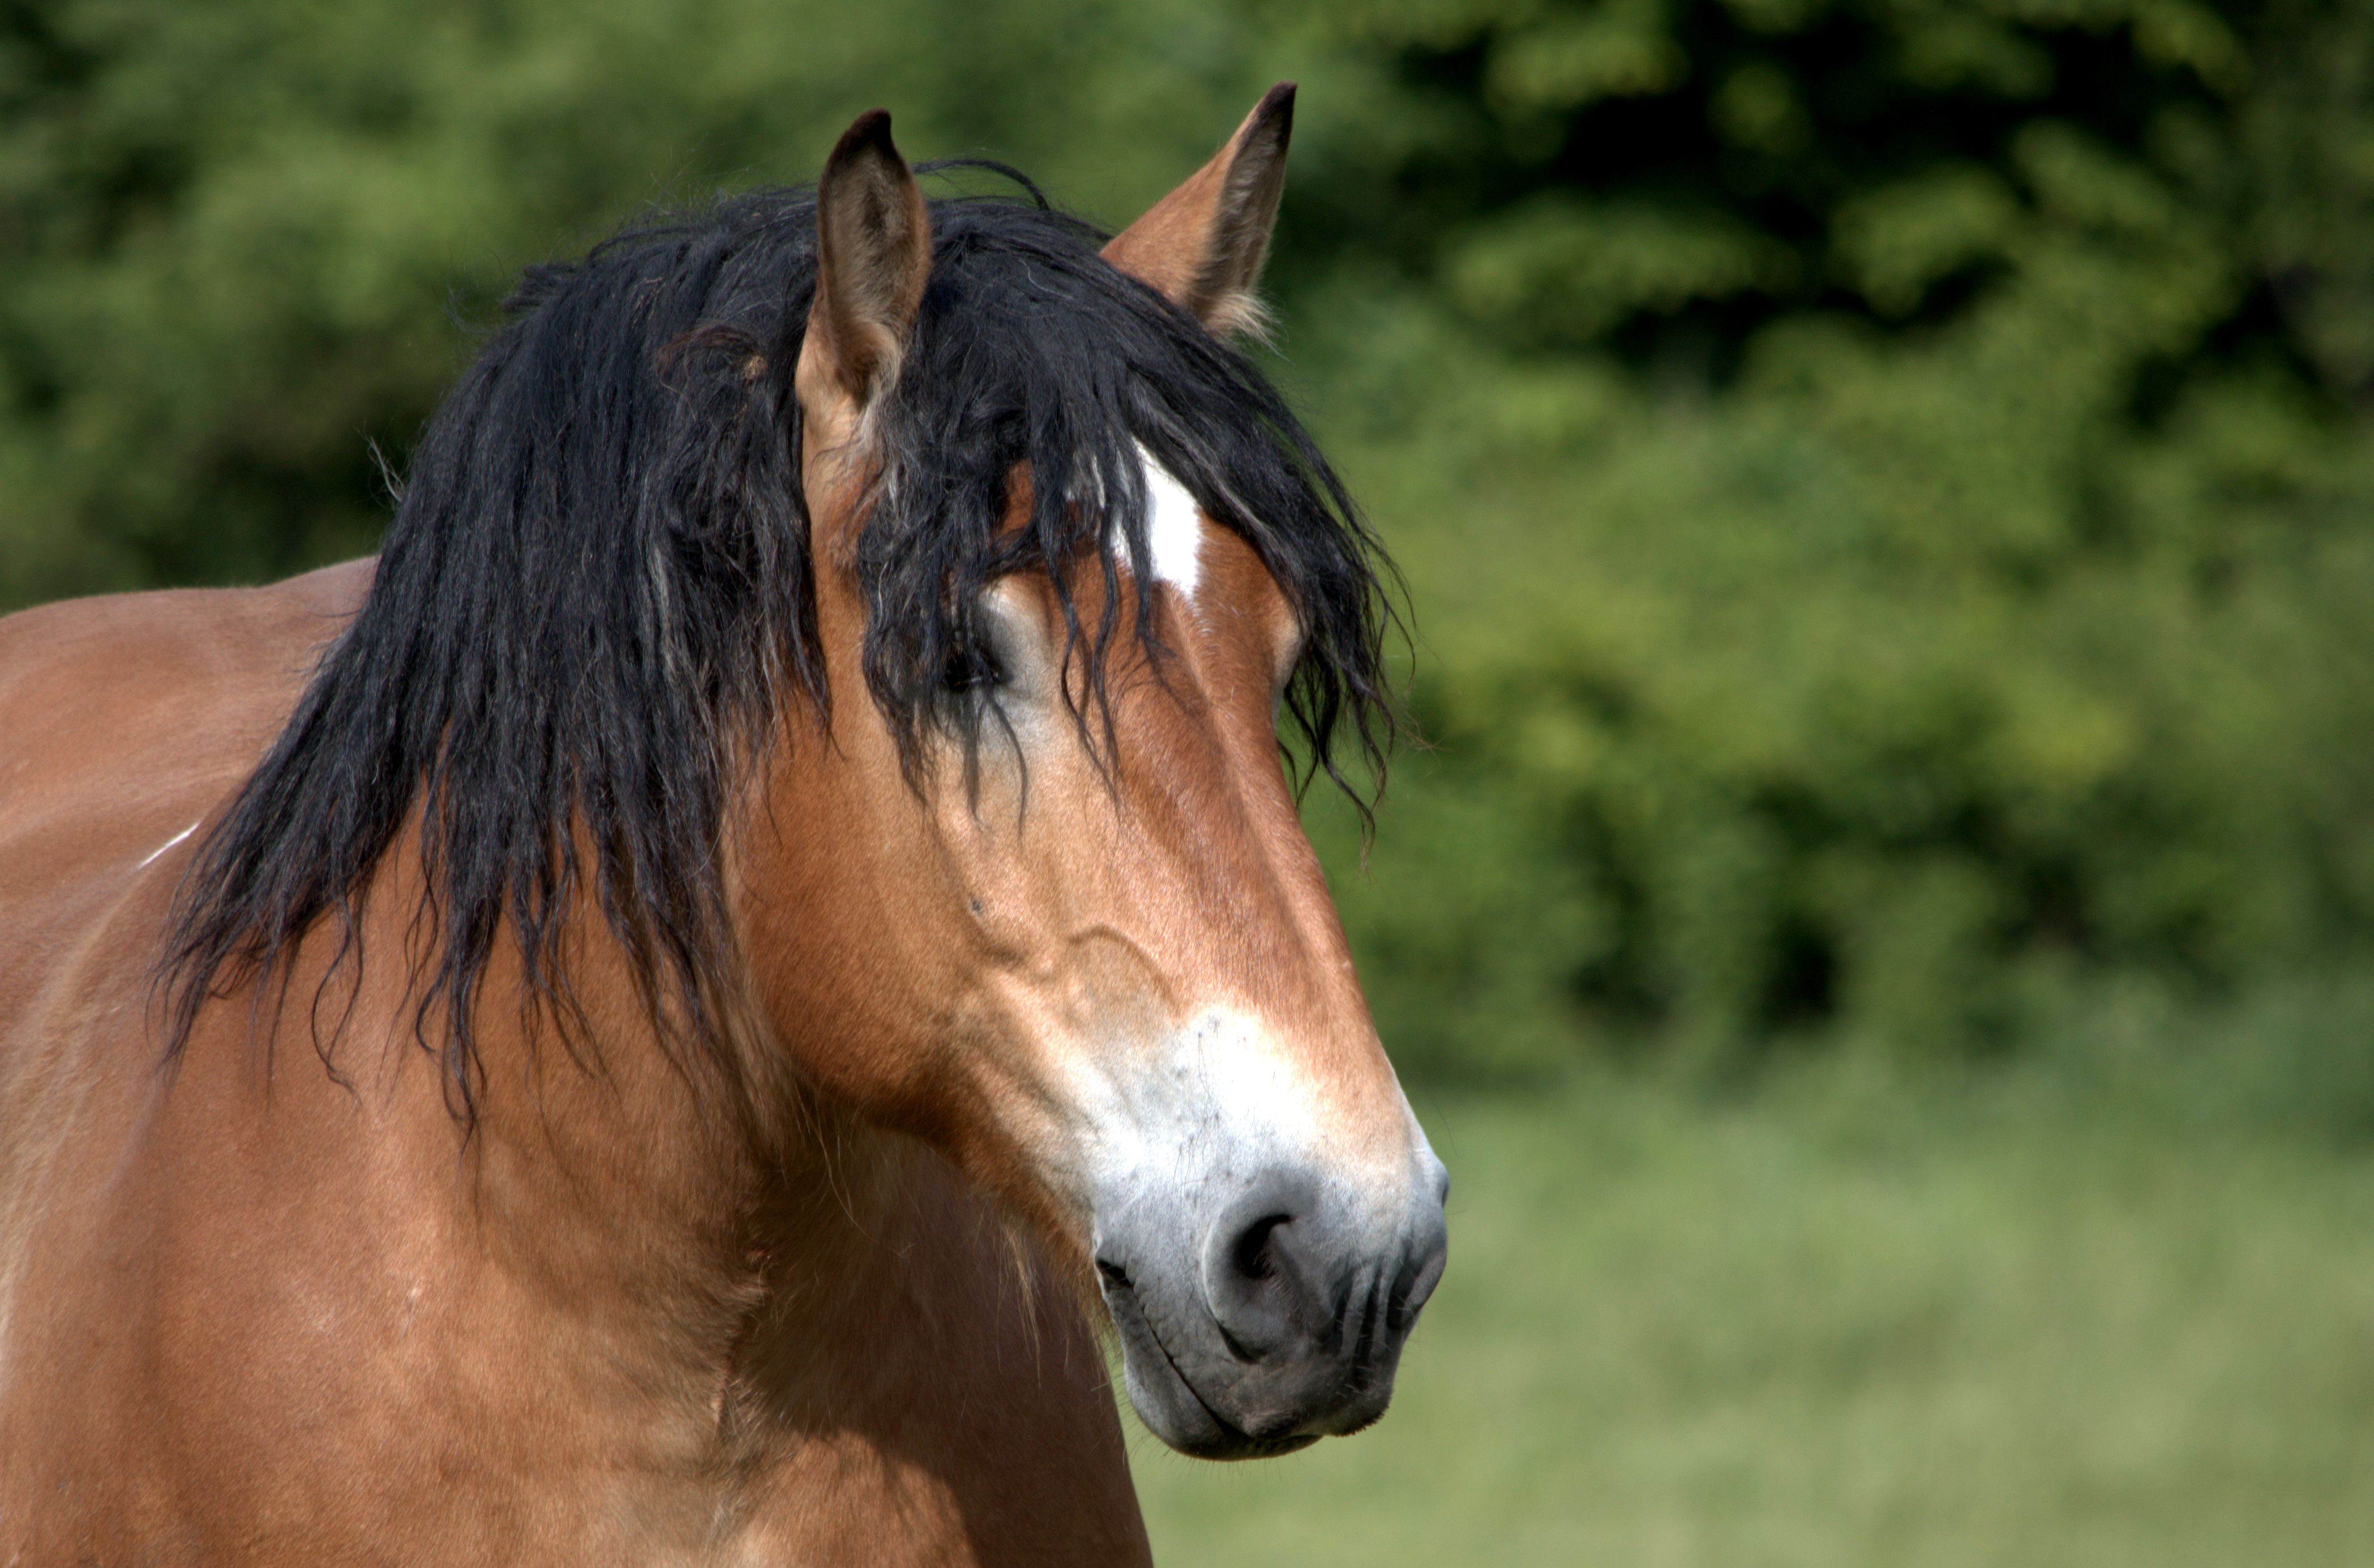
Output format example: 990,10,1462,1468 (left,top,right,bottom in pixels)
0,556,372,835
2,557,365,909
0,557,372,1033
0,560,387,1538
